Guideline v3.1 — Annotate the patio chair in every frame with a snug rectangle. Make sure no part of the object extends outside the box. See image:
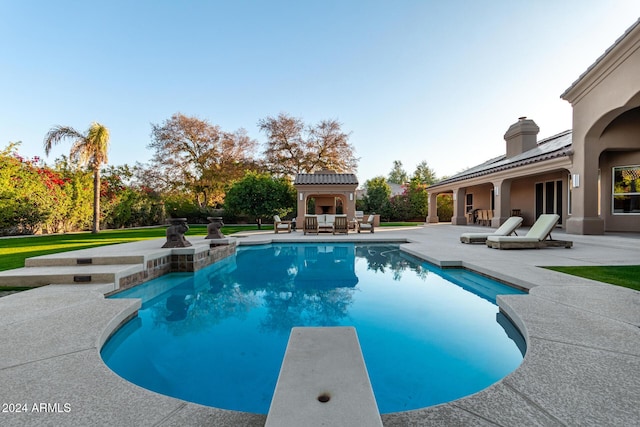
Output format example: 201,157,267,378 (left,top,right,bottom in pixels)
486,214,572,249
478,210,487,226
357,215,375,233
303,215,319,235
460,216,523,243
333,215,349,235
273,215,292,234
